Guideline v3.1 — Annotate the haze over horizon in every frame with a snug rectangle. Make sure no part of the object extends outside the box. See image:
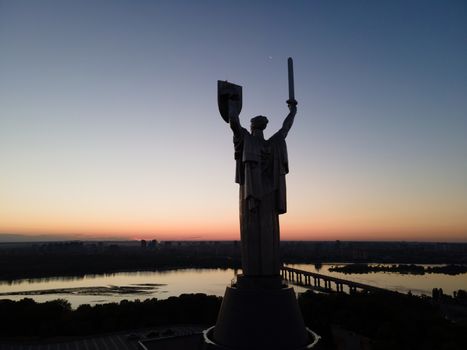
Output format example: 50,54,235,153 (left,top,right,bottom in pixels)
1,1,466,242
1,233,466,244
